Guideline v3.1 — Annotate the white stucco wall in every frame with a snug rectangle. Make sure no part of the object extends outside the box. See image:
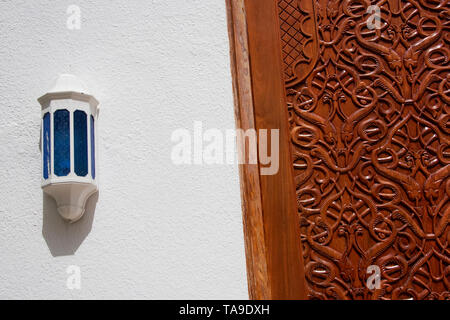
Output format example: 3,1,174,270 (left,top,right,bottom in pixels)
0,0,248,299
